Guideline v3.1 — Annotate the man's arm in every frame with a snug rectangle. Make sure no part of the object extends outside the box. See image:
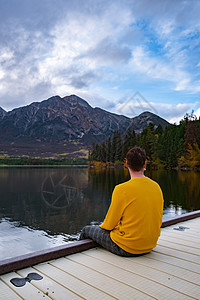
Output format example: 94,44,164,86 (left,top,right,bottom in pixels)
100,186,124,231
